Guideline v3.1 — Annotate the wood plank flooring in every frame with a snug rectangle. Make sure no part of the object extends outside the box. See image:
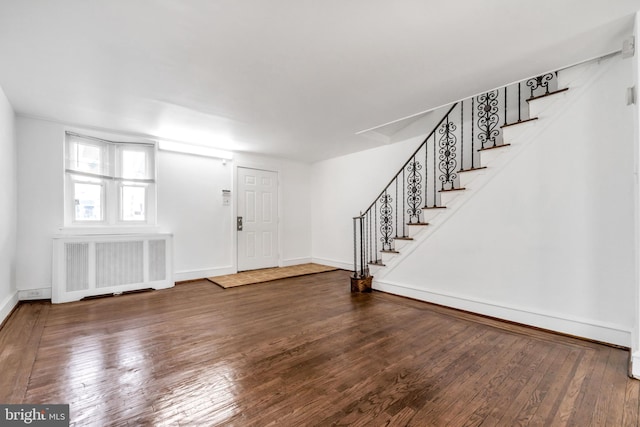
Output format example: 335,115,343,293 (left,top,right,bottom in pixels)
1,269,638,426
